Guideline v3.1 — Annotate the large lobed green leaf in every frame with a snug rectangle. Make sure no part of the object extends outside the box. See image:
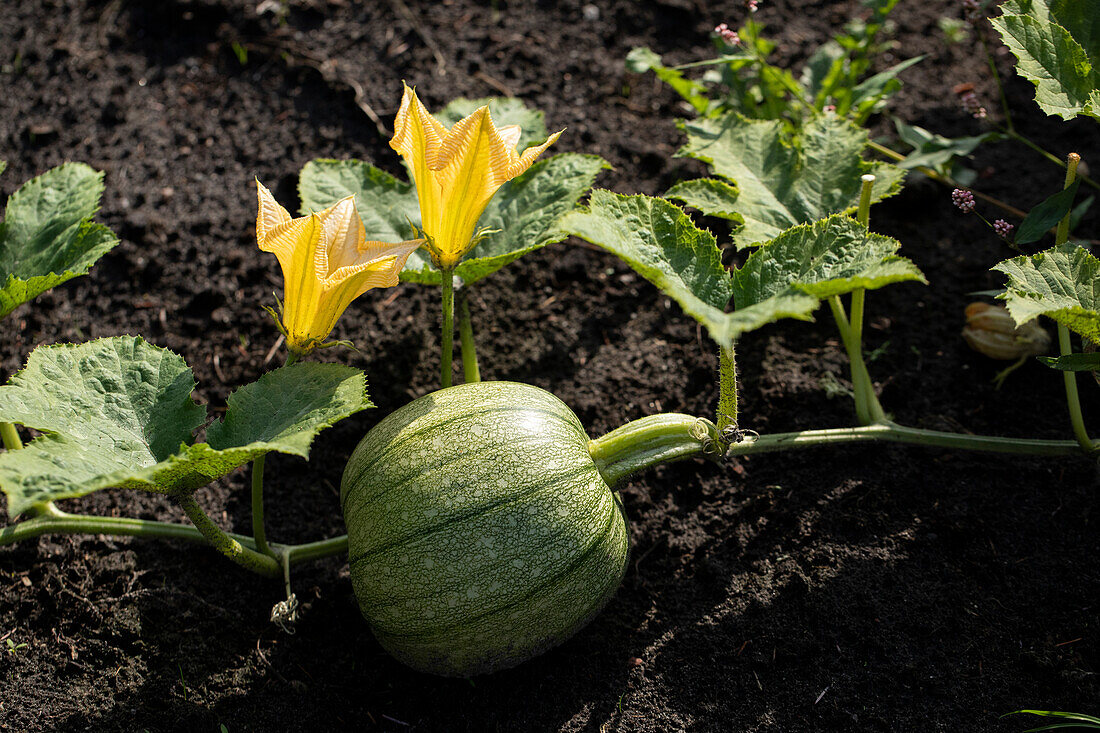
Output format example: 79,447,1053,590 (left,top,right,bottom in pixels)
0,337,372,516
992,0,1100,121
300,150,607,287
0,163,120,318
733,214,926,306
993,244,1100,341
561,193,922,346
668,113,904,248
